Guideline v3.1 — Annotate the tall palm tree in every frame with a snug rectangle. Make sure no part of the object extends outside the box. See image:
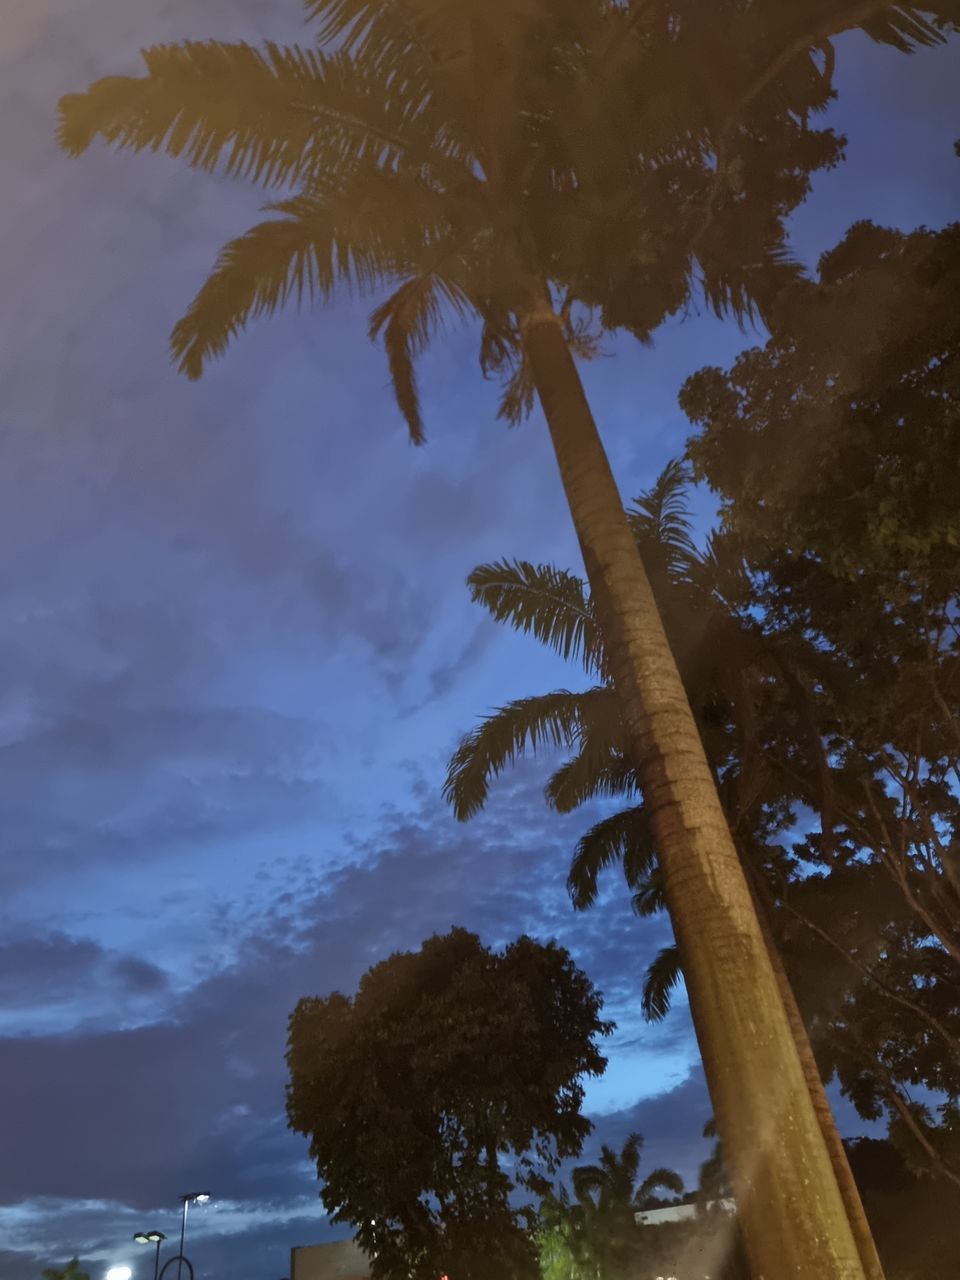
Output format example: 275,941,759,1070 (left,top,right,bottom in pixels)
444,459,884,1277
56,2,949,1271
